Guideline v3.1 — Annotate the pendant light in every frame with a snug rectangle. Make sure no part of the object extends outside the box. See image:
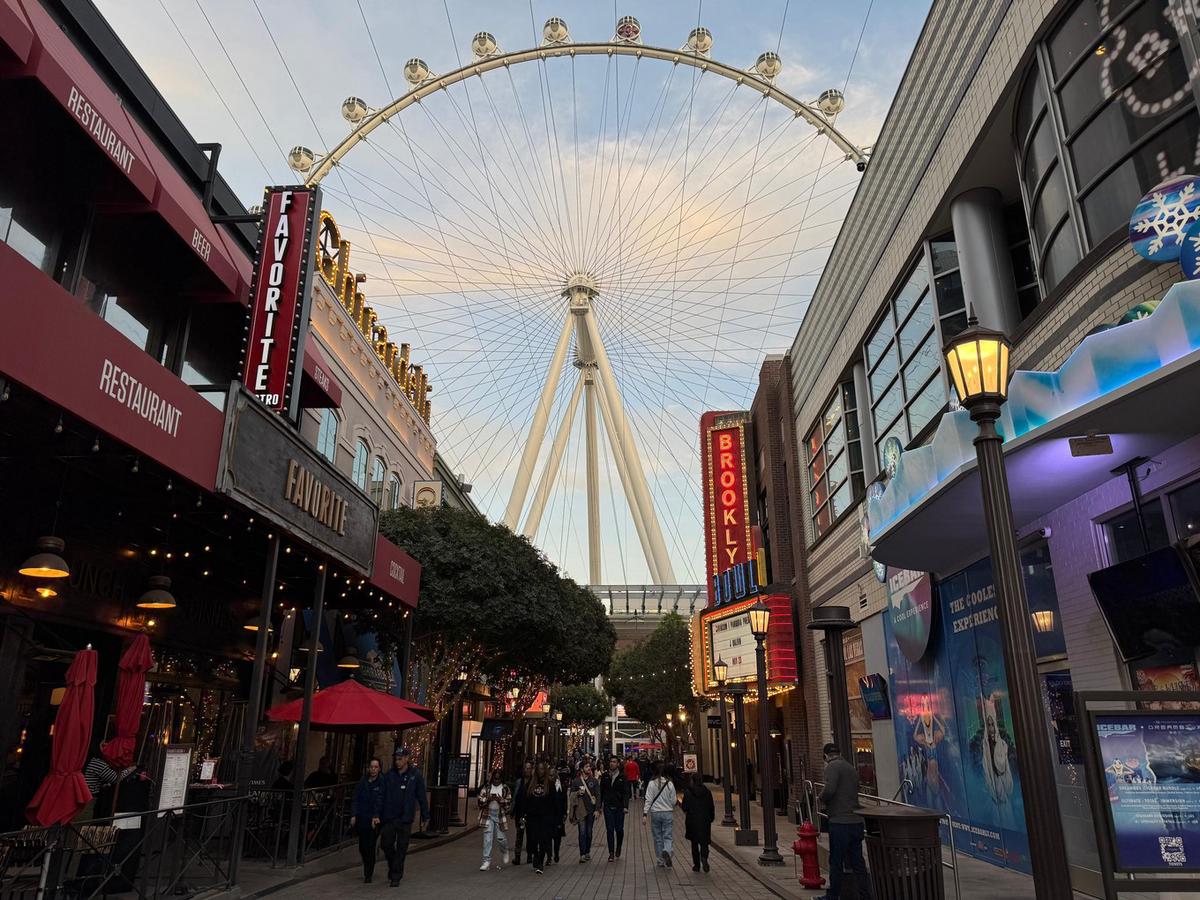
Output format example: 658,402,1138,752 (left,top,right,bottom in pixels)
137,575,176,610
19,536,70,579
337,649,361,669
